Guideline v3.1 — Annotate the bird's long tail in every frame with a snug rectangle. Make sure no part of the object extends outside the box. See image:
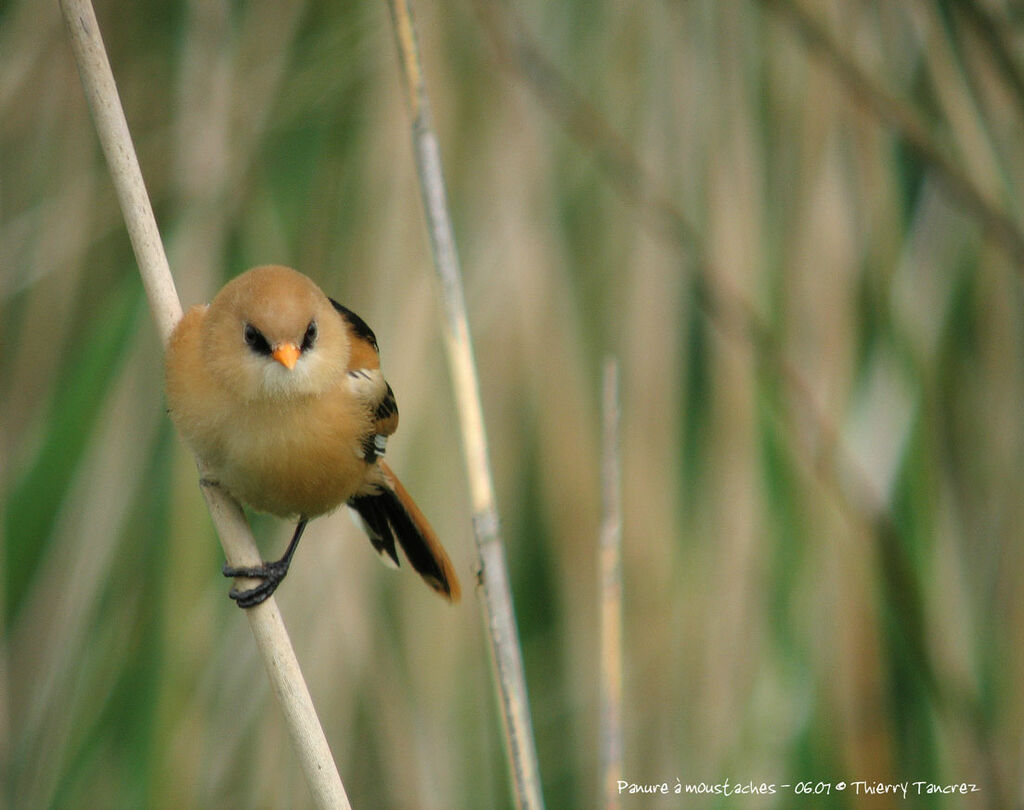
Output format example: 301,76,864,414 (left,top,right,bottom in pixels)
348,462,461,602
